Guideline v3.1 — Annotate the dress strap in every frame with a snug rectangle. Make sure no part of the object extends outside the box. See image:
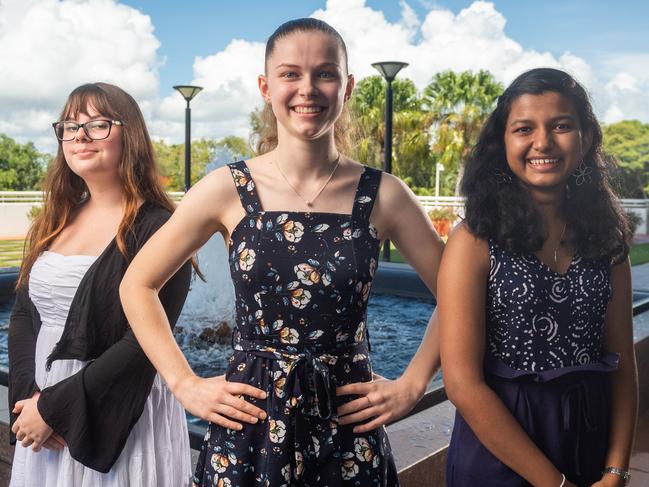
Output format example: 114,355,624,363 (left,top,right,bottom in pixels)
351,166,382,228
227,160,263,214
